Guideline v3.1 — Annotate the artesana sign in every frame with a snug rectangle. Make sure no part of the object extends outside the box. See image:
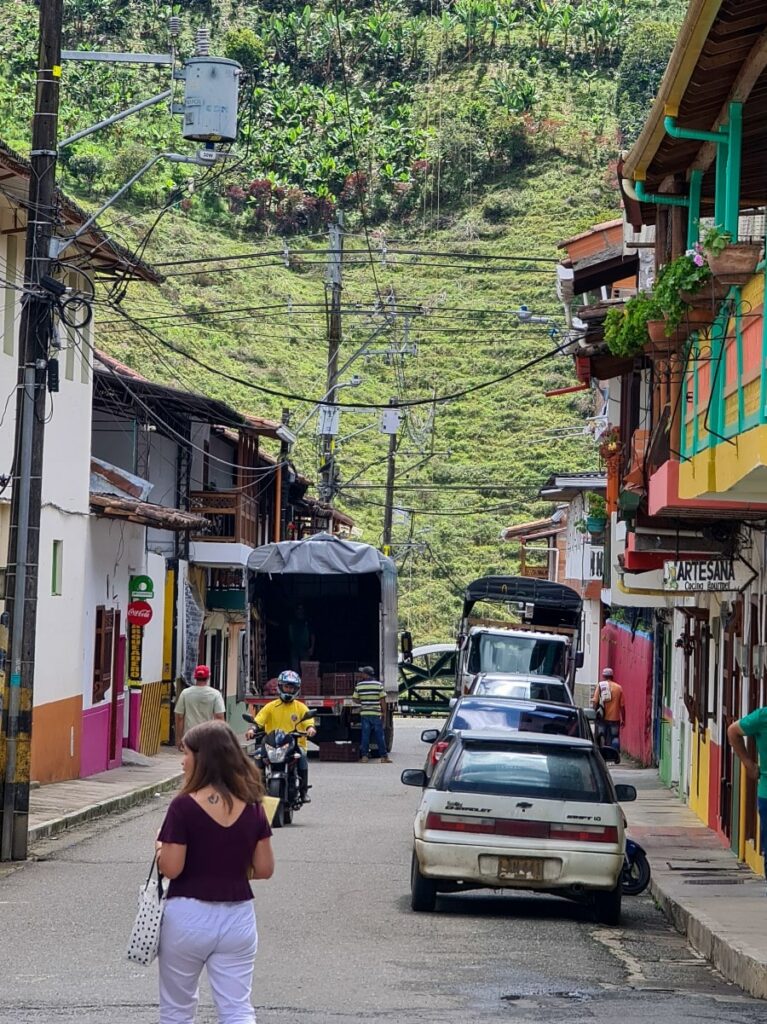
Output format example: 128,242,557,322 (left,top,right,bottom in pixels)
663,559,747,593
